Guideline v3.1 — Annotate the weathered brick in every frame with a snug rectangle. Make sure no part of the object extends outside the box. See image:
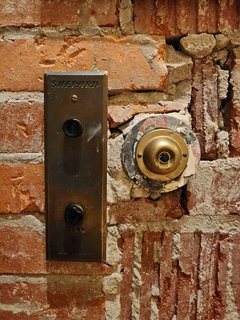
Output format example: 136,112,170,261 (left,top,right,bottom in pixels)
0,226,45,273
0,275,105,320
218,0,240,33
134,0,240,36
196,233,220,319
109,191,183,224
133,0,157,35
140,232,160,320
158,232,177,319
225,54,240,156
198,0,217,33
232,234,240,314
0,164,44,214
0,216,111,275
46,260,112,275
136,0,199,36
0,36,167,92
108,101,187,128
41,0,117,27
175,0,198,35
191,59,219,160
119,232,135,320
0,0,41,27
191,60,205,153
187,158,240,215
0,0,117,27
177,233,200,319
217,234,235,319
202,60,218,159
0,277,47,306
0,100,43,153
116,230,238,319
154,0,176,36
